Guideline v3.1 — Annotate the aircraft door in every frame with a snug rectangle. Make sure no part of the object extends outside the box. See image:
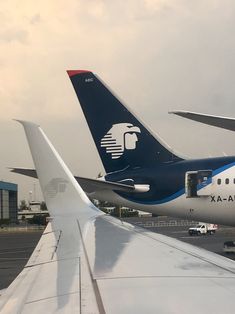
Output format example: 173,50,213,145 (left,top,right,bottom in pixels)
185,172,198,198
185,170,212,198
